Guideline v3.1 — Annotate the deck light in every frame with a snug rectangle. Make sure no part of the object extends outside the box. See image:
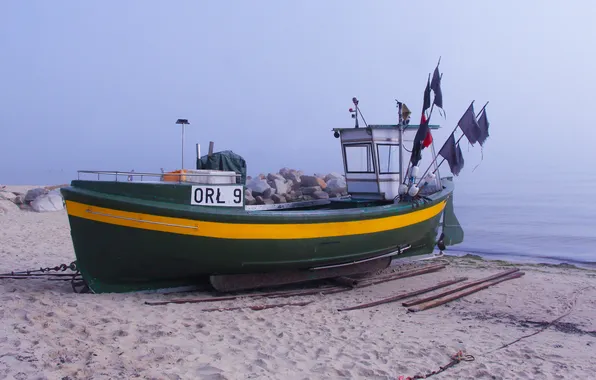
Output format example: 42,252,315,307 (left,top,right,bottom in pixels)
176,119,190,169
